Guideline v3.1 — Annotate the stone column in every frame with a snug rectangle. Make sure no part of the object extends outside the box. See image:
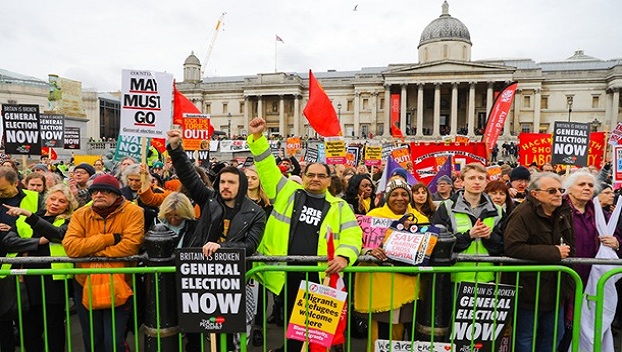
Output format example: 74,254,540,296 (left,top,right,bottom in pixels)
533,89,541,133
467,82,476,136
433,83,441,137
451,82,458,135
244,96,250,129
384,84,391,137
257,96,263,118
354,92,361,138
400,84,407,133
294,95,300,136
416,83,424,137
486,82,494,118
512,89,522,136
371,91,378,136
279,95,285,136
613,88,621,130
